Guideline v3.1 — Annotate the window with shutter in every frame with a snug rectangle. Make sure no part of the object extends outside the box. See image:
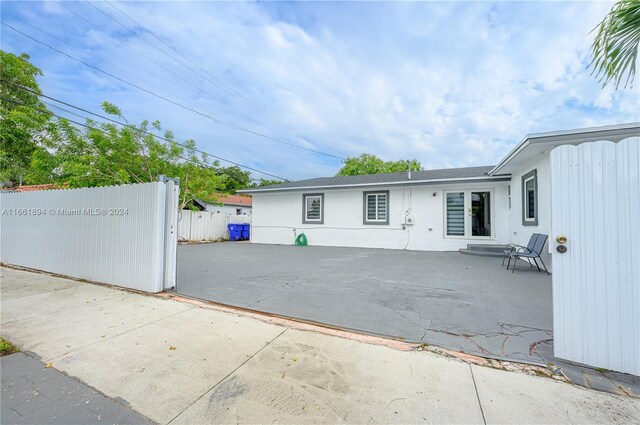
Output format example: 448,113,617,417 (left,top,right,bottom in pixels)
302,194,324,224
363,191,389,224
